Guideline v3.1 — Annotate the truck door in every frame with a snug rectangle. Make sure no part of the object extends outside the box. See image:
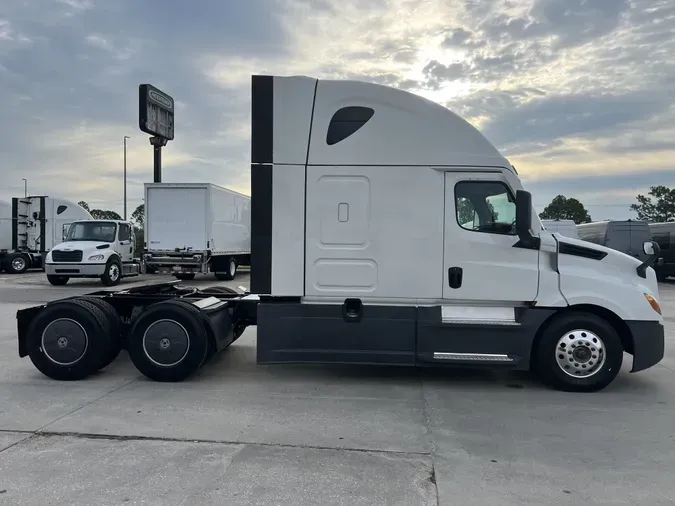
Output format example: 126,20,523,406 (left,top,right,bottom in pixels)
117,223,133,263
442,171,539,303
